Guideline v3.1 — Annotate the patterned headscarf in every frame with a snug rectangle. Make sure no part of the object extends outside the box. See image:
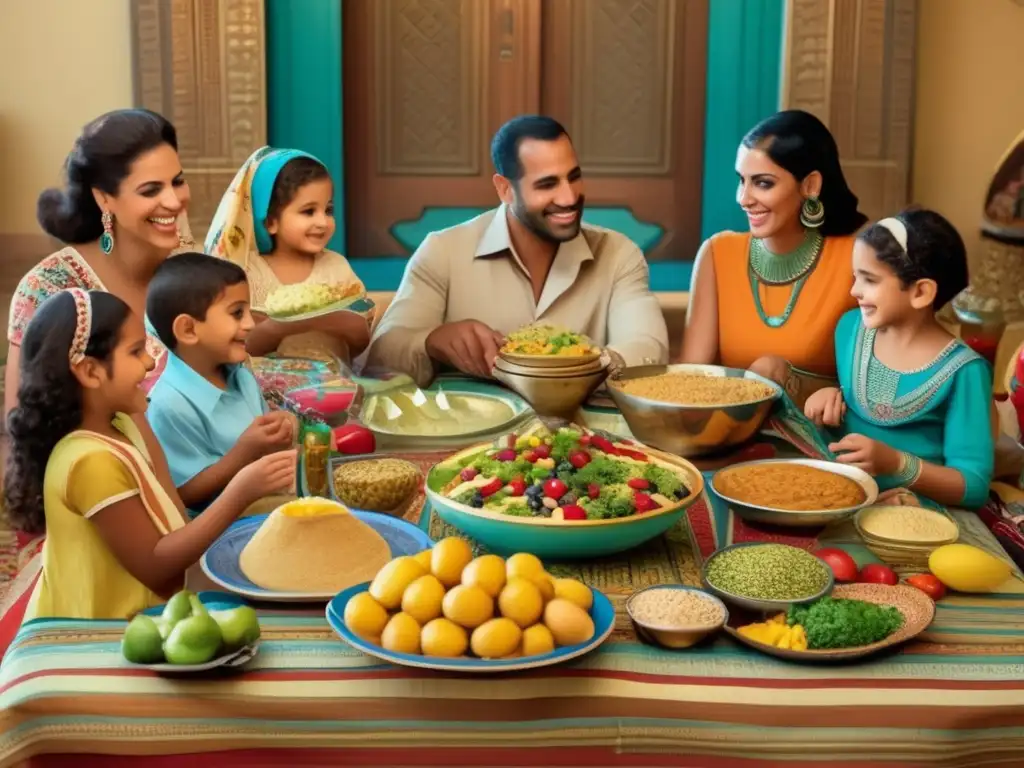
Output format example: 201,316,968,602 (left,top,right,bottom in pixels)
204,146,320,266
